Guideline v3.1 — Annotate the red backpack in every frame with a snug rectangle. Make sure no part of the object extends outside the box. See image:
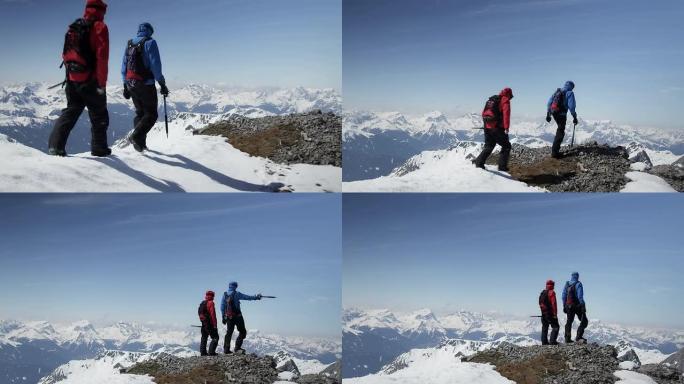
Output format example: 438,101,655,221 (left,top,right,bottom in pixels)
482,95,502,127
62,18,95,75
565,282,579,307
549,88,565,114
